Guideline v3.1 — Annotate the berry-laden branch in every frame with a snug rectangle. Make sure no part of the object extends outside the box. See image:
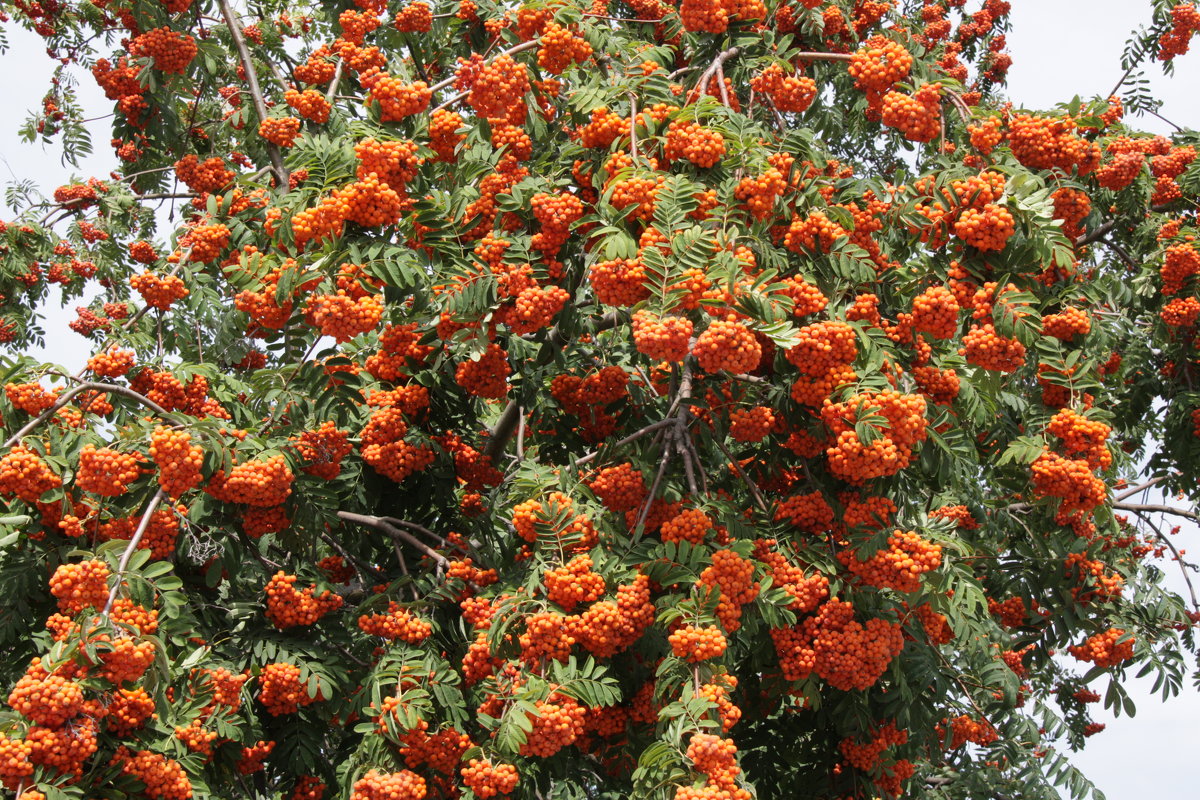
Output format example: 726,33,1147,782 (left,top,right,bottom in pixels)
1122,506,1200,612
